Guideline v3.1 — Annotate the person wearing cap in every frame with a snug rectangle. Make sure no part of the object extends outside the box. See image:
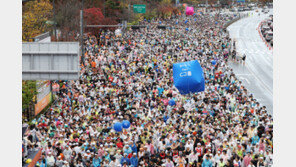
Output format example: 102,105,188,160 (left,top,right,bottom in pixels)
130,153,139,167
120,153,130,166
257,157,265,167
63,145,72,162
63,160,70,167
46,152,55,167
202,154,213,167
114,150,123,164
56,155,64,167
123,145,133,155
251,133,260,145
92,153,102,167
